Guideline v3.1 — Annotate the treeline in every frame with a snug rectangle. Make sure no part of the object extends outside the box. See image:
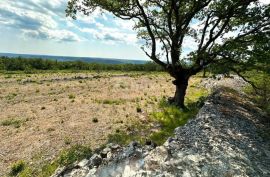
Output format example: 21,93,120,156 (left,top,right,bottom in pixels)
0,57,164,72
